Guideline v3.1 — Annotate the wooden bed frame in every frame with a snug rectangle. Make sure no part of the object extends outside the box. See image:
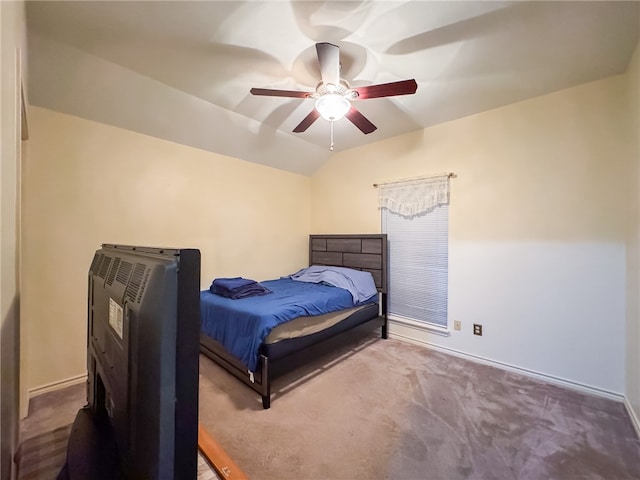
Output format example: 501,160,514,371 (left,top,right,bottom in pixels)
199,234,388,409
